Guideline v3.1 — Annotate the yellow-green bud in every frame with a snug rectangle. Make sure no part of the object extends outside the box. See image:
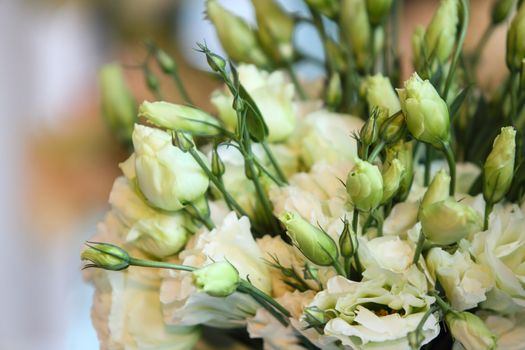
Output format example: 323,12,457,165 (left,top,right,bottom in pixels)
206,0,268,66
252,0,295,62
420,199,482,245
139,101,220,136
506,4,525,71
361,74,401,122
326,73,343,109
411,26,426,72
145,68,160,92
492,0,516,24
421,169,451,209
445,311,497,350
379,110,405,144
381,159,405,203
305,0,340,19
338,218,354,257
99,63,136,144
206,52,227,72
386,140,414,201
397,73,450,149
155,48,176,74
341,0,371,71
424,0,459,63
211,147,225,177
172,131,195,152
346,160,384,212
279,211,338,266
366,0,393,26
326,39,347,72
193,262,240,297
81,242,130,271
360,114,378,147
483,126,516,203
